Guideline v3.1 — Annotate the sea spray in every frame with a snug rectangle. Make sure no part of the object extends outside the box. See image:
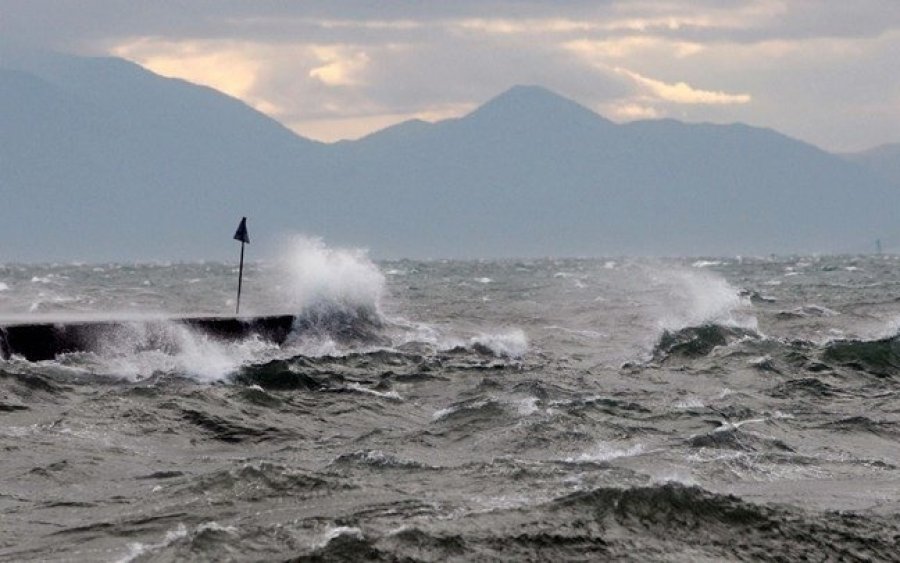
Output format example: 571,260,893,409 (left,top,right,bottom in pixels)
33,237,392,381
469,329,528,359
273,235,385,317
652,268,757,332
63,321,279,382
